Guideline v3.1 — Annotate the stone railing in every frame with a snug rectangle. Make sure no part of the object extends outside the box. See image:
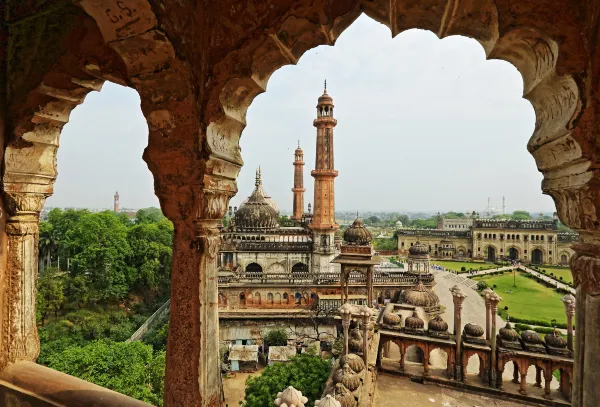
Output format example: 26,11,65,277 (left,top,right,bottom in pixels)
217,271,434,285
127,299,171,342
